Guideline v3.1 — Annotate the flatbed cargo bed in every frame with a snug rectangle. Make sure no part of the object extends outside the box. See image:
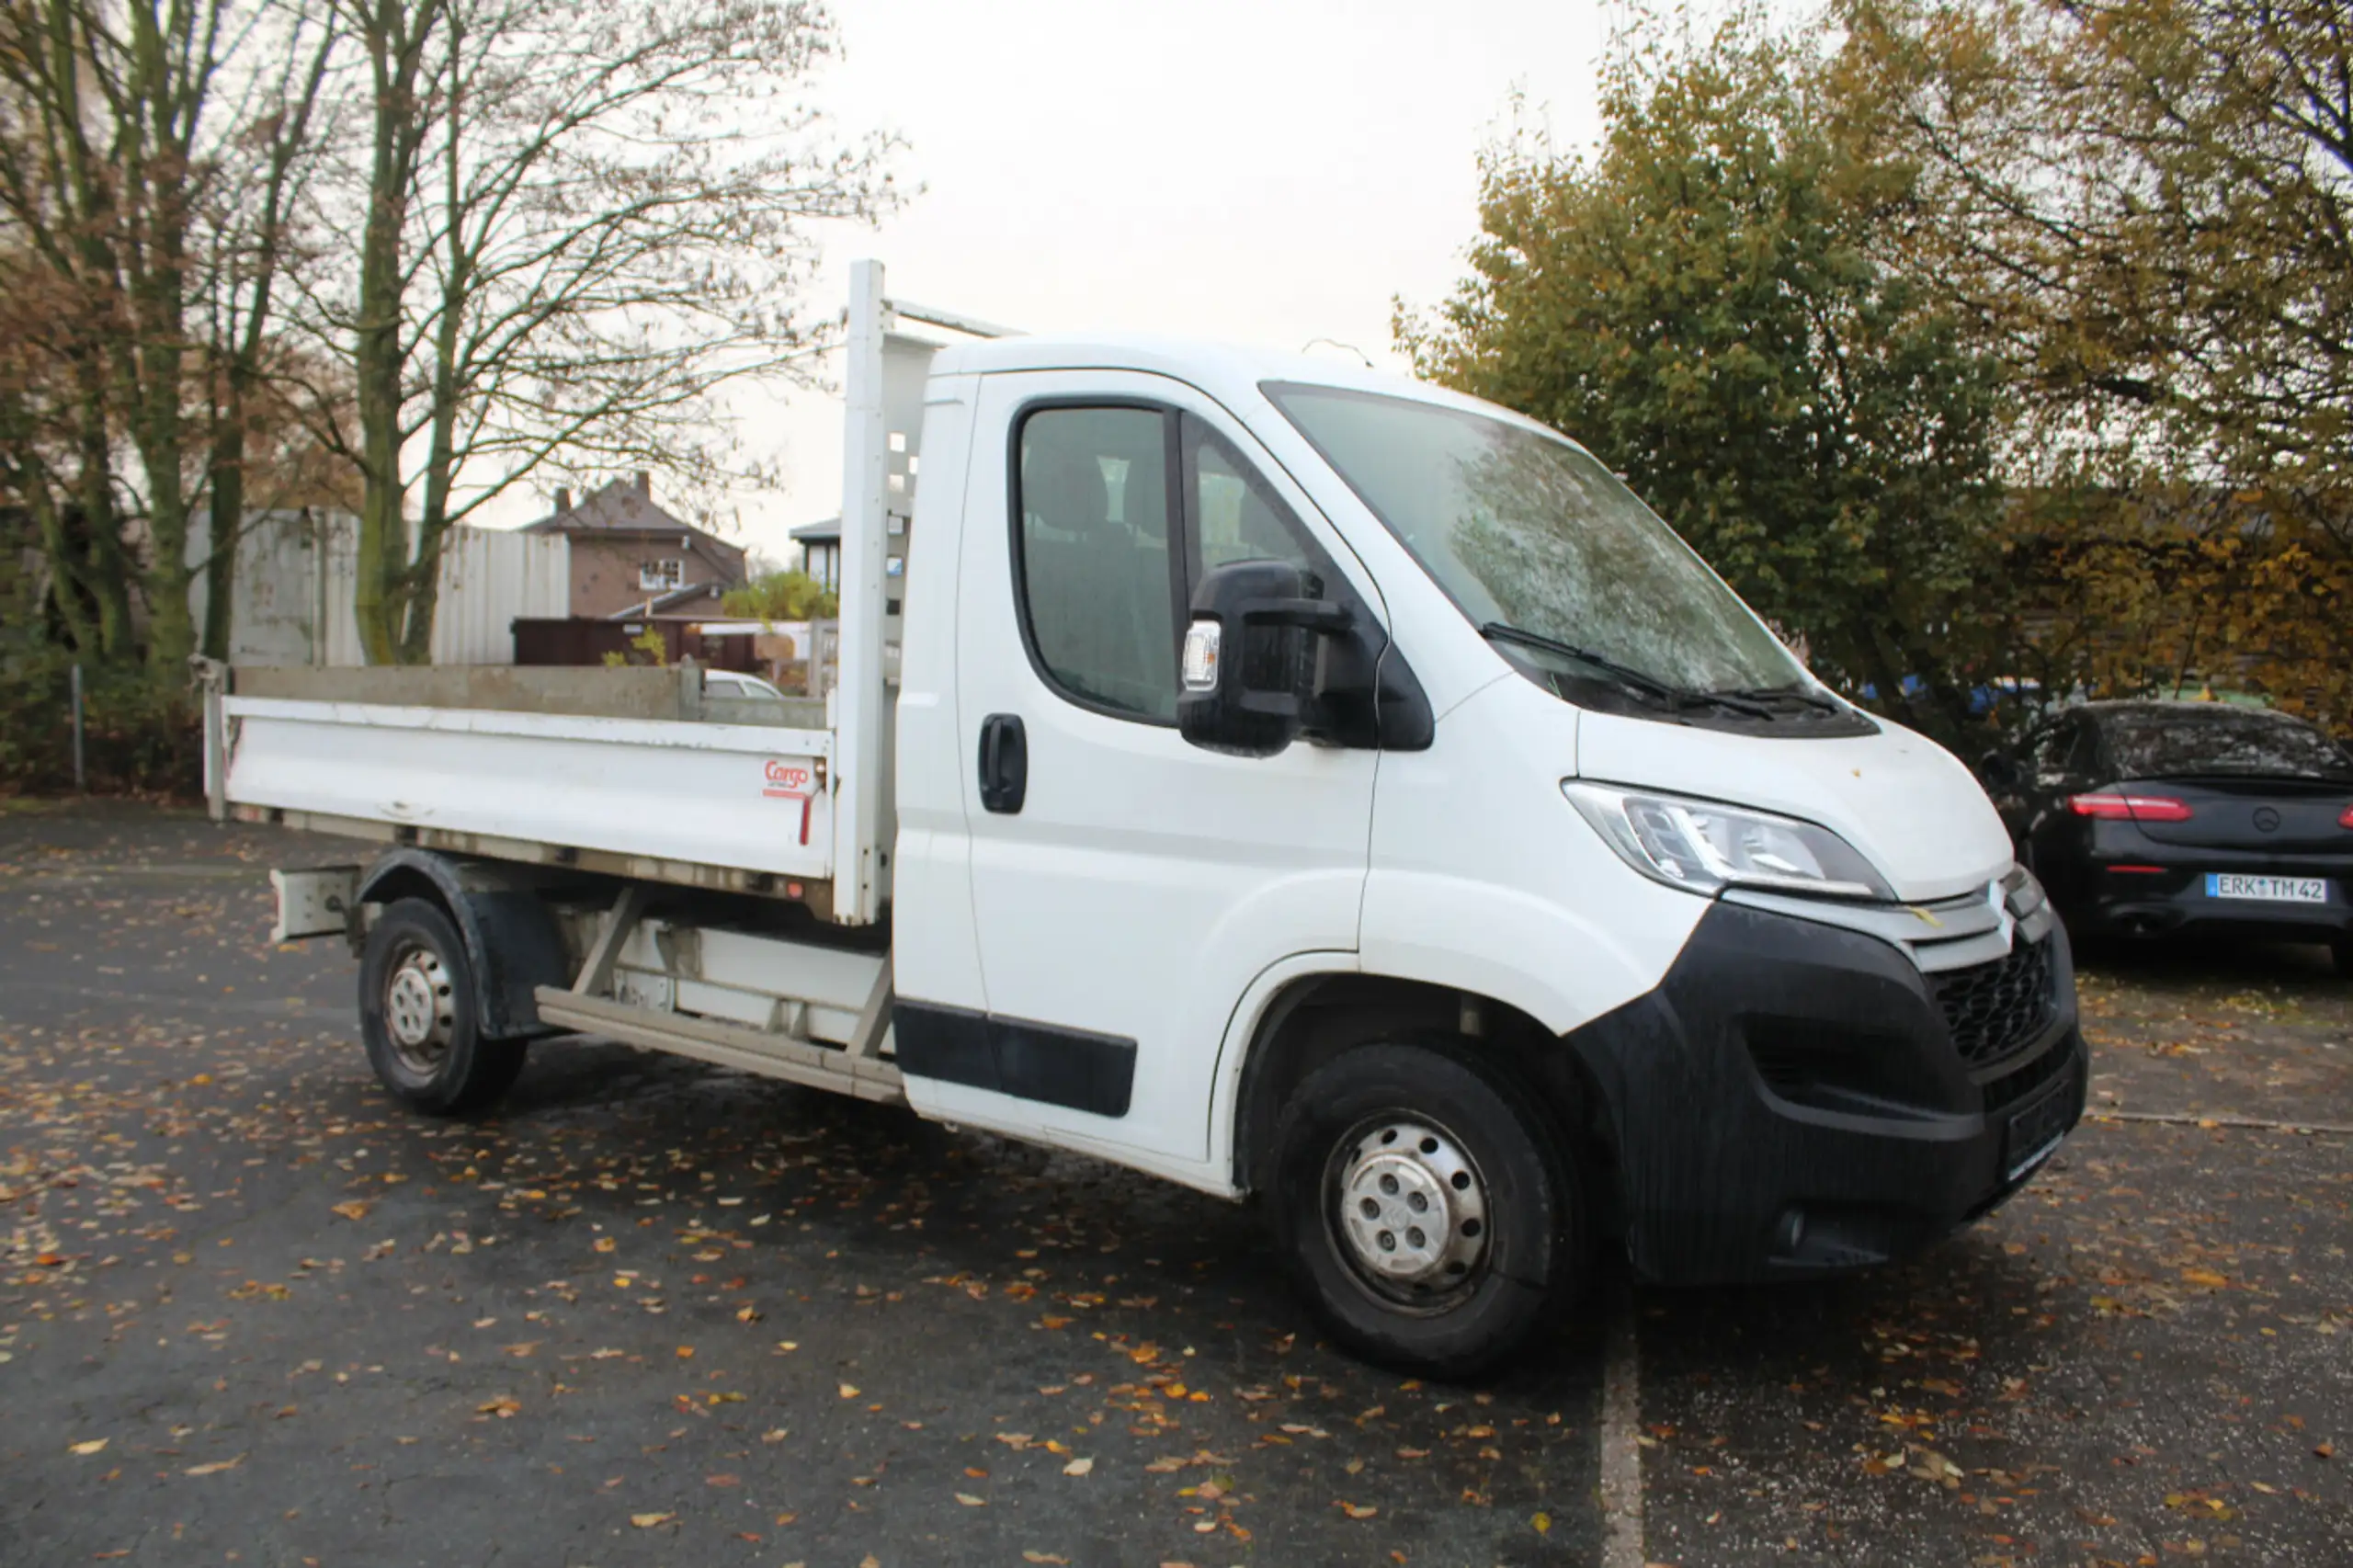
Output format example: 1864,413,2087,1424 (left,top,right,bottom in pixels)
207,664,841,913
